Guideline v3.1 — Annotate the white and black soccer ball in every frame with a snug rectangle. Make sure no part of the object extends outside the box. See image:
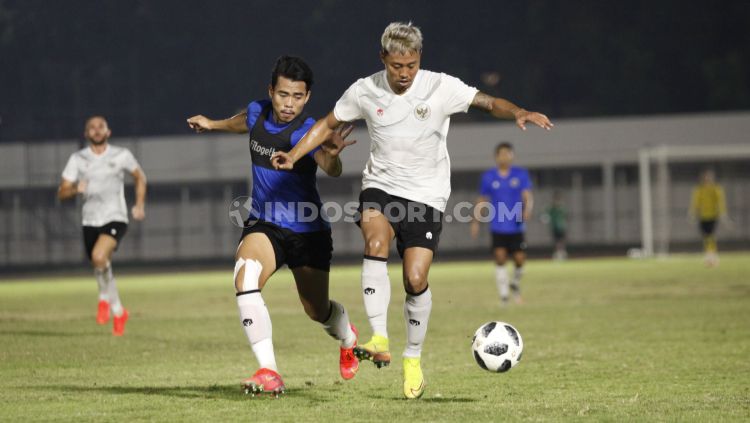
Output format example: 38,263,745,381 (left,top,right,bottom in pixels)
471,321,523,373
